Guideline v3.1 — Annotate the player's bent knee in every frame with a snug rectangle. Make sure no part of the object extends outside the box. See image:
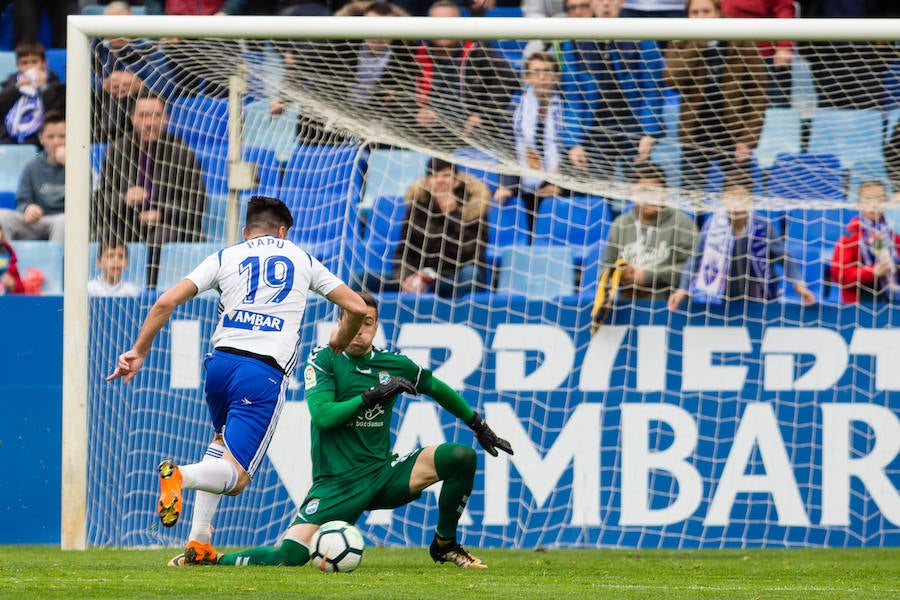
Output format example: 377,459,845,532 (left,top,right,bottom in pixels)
435,442,477,479
227,472,252,496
